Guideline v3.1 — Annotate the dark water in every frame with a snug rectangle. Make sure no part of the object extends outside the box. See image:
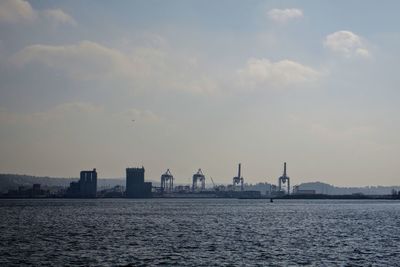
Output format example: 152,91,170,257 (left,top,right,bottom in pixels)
1,199,400,266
